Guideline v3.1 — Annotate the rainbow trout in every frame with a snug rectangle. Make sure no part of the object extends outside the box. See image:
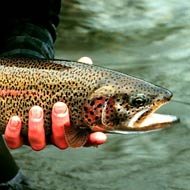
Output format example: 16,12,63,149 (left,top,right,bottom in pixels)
0,57,178,147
